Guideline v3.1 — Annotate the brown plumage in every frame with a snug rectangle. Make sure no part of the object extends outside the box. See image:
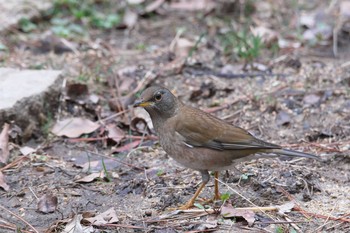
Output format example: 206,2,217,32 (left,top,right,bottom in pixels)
134,86,319,209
